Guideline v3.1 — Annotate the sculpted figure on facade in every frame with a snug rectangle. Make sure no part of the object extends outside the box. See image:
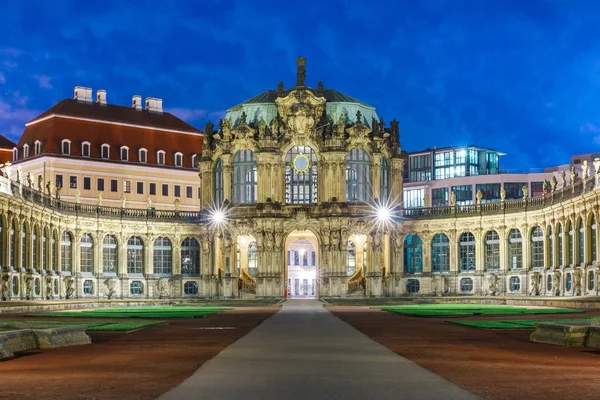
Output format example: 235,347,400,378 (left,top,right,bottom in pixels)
336,114,346,137
552,270,561,296
55,185,62,200
64,276,75,299
27,172,33,188
550,176,557,192
570,165,578,186
572,268,582,296
542,180,548,195
487,274,499,296
45,276,53,299
451,191,456,206
24,275,33,299
46,180,53,196
104,278,117,299
582,160,589,180
530,271,542,296
156,278,173,298
97,193,103,206
0,275,9,300
38,175,44,191
560,170,566,189
16,166,23,185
